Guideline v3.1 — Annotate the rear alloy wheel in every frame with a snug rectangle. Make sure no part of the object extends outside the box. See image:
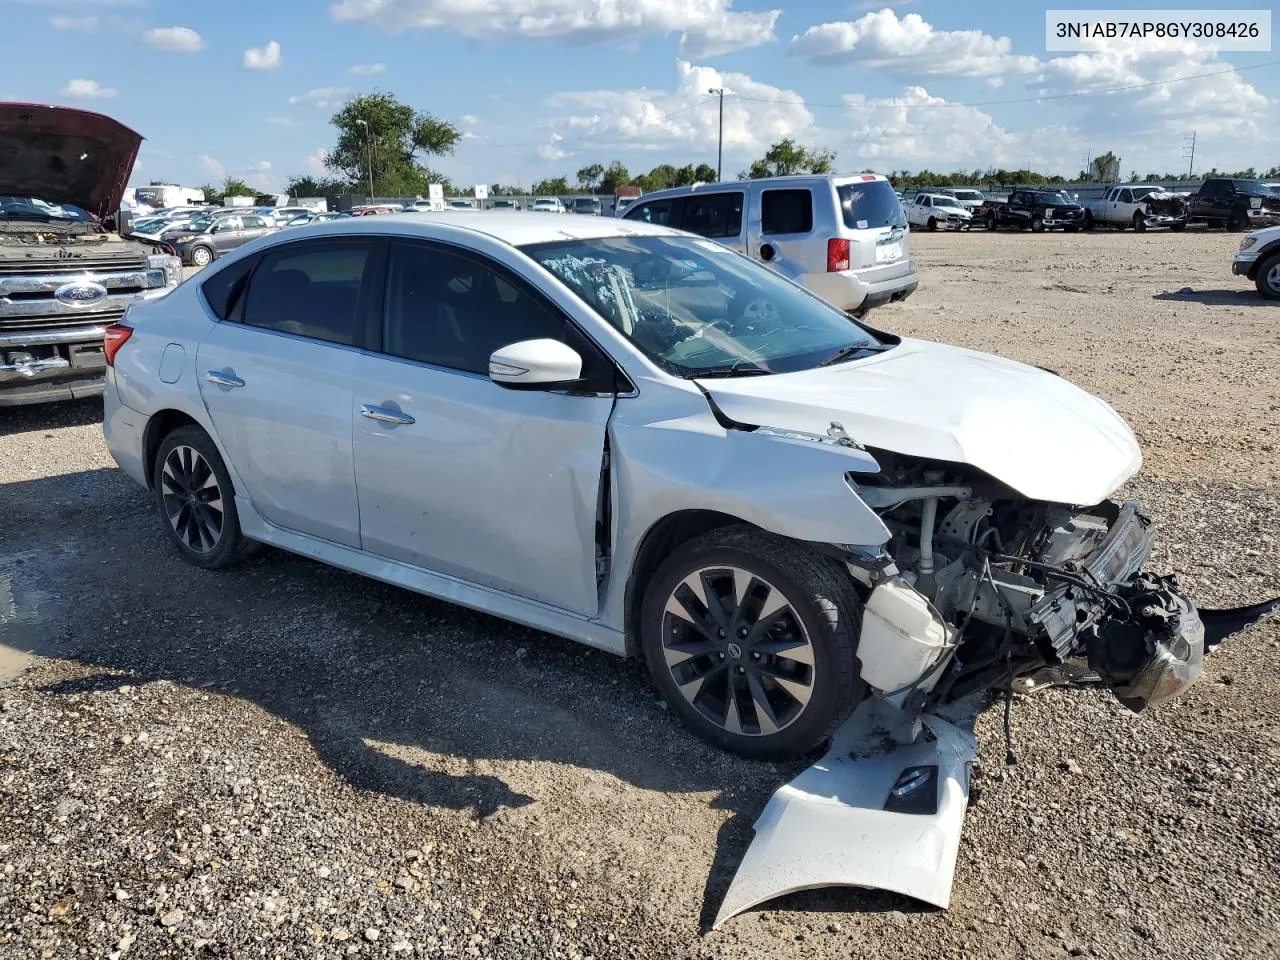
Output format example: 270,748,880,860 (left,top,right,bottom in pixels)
153,425,245,569
189,245,213,267
1258,253,1280,300
641,525,865,760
